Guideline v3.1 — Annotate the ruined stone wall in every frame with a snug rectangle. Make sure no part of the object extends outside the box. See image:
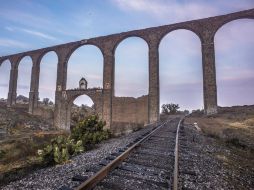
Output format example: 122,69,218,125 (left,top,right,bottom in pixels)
111,95,148,135
33,107,54,120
